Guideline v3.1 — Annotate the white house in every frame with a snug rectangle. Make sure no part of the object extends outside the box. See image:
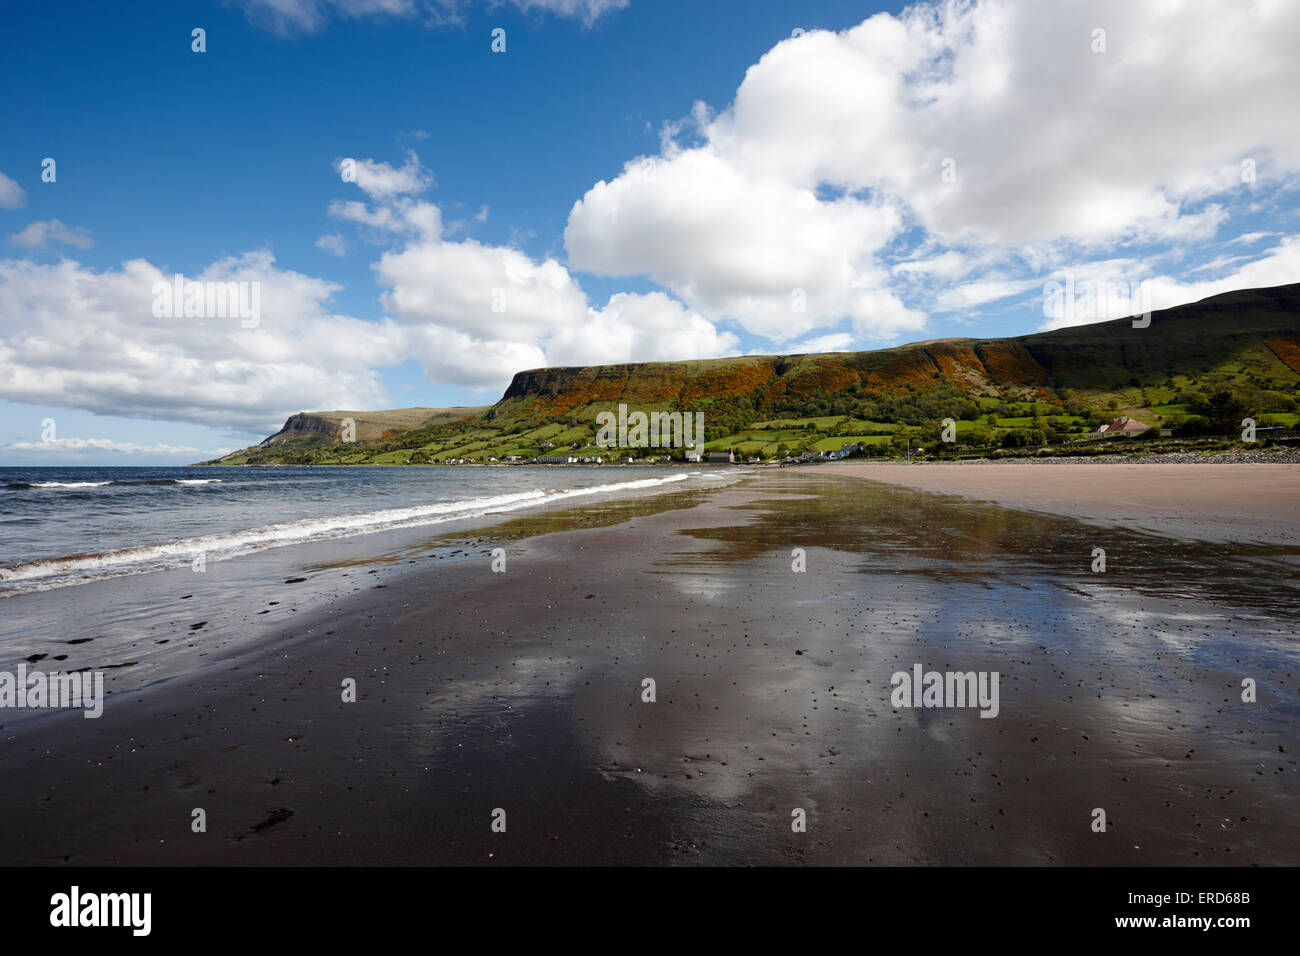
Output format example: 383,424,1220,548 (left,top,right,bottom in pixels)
1094,416,1151,436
